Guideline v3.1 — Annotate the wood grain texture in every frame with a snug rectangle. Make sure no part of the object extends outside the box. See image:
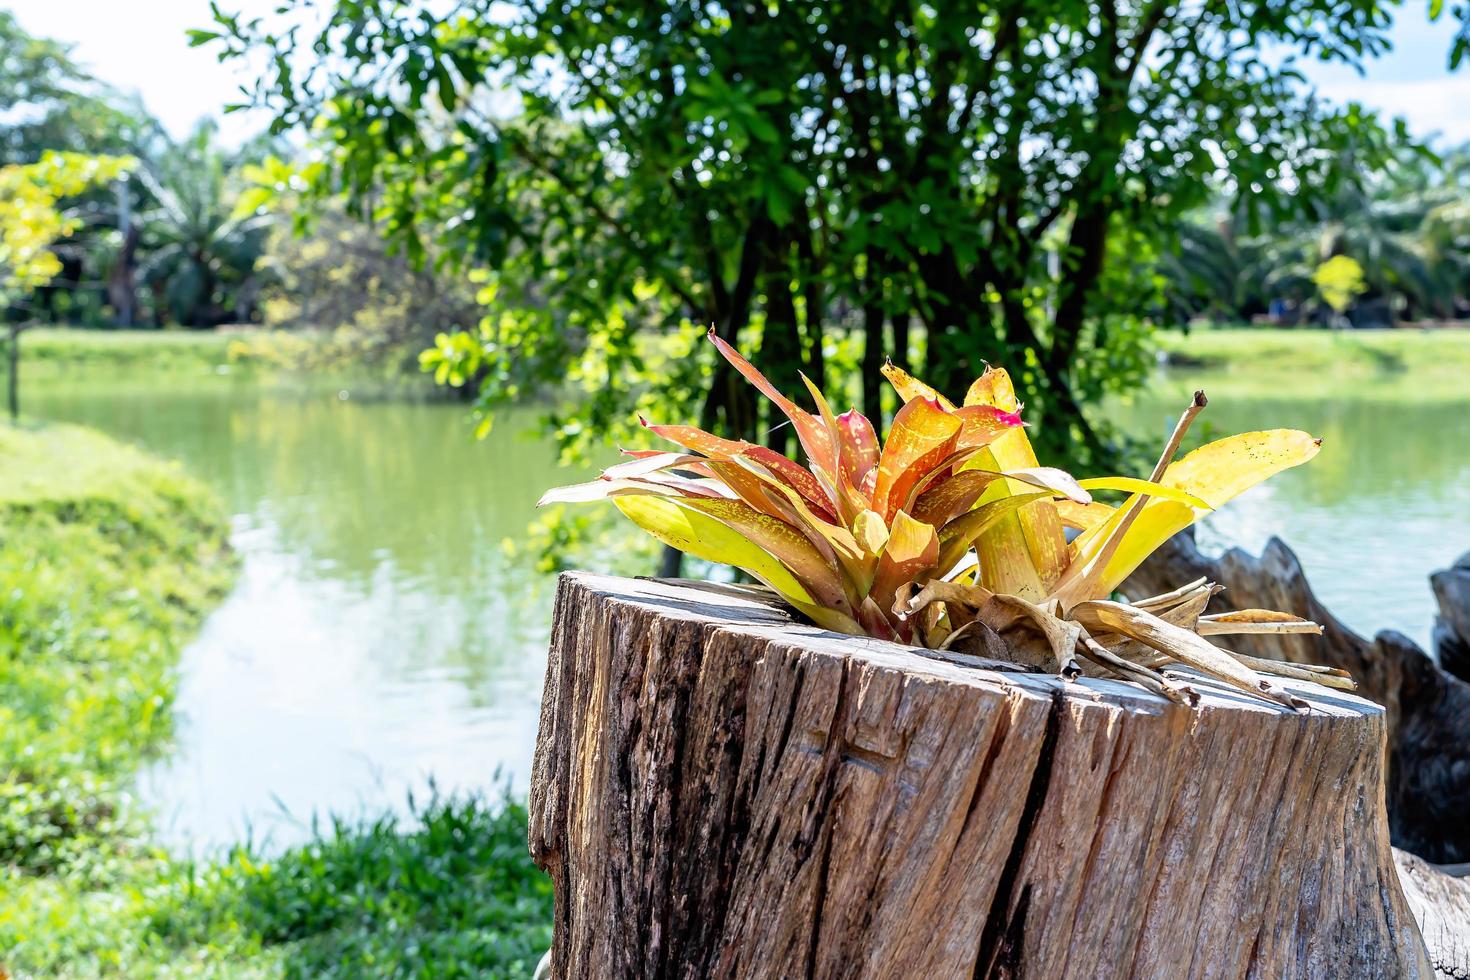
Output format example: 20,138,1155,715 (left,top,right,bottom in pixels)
1128,531,1470,863
529,571,1432,979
